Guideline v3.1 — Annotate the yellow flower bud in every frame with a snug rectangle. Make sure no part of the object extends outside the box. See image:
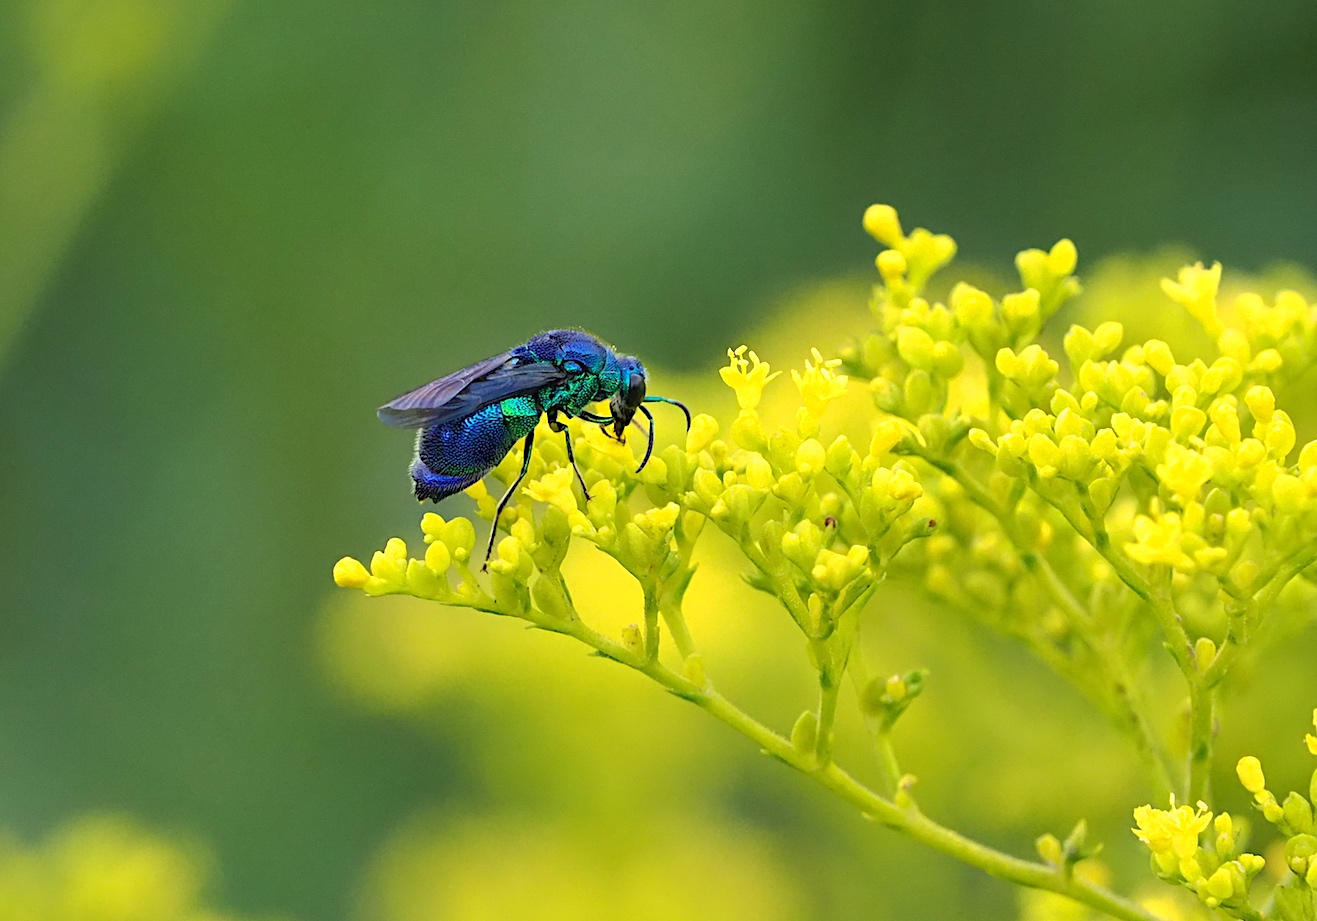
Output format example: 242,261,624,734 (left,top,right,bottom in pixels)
371,547,405,584
1002,289,1041,326
1203,866,1234,901
635,502,681,540
1265,412,1296,460
795,438,826,478
682,653,706,688
1144,339,1175,375
333,556,371,589
876,248,907,280
1251,348,1283,372
1093,321,1124,355
870,419,905,457
531,573,574,620
811,545,869,591
1064,326,1097,366
1236,439,1266,468
967,428,996,455
421,512,447,541
863,204,903,246
1158,443,1213,502
745,453,776,490
424,540,451,574
791,709,818,754
1047,238,1078,276
951,282,994,327
896,325,936,370
1236,756,1266,794
731,409,767,451
692,468,724,507
1245,385,1275,423
686,413,719,453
